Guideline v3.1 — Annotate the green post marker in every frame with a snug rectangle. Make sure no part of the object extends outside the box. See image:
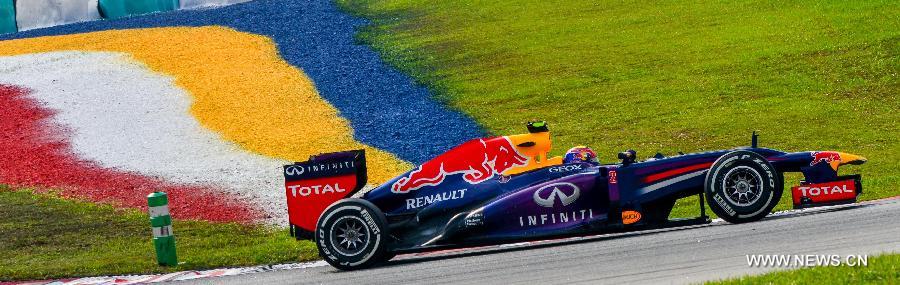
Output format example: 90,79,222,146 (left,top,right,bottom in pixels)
147,192,178,266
